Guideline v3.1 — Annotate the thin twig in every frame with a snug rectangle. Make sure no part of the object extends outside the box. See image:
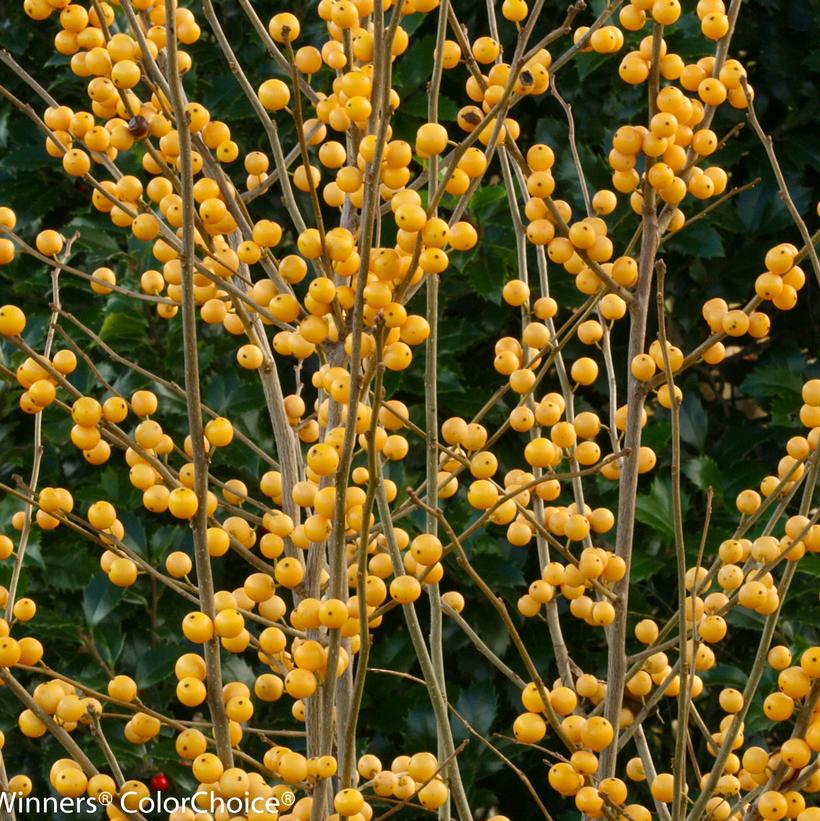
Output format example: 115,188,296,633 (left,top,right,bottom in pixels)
742,79,820,288
551,79,591,216
4,232,76,620
659,178,761,244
